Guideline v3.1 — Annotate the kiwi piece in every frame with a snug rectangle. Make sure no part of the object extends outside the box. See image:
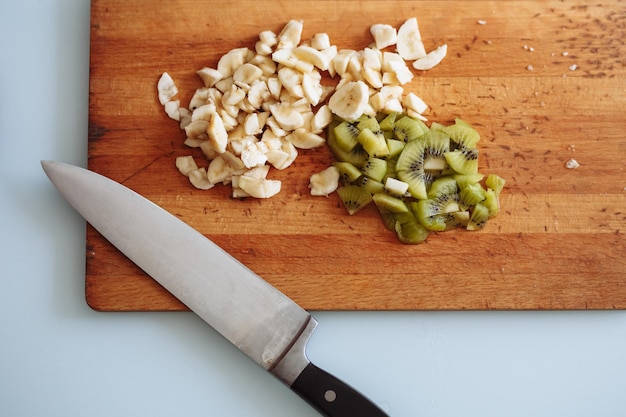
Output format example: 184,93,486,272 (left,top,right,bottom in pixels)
393,116,427,142
357,128,390,157
333,121,361,152
485,173,506,196
414,193,461,218
467,203,490,230
386,139,406,158
361,157,388,182
483,188,500,217
459,183,486,206
356,176,385,194
453,173,484,189
327,121,369,167
443,122,480,149
379,112,398,131
394,212,430,244
334,161,363,184
395,140,429,199
422,131,451,171
336,185,373,215
444,148,479,175
427,176,458,198
372,192,409,214
356,114,381,132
